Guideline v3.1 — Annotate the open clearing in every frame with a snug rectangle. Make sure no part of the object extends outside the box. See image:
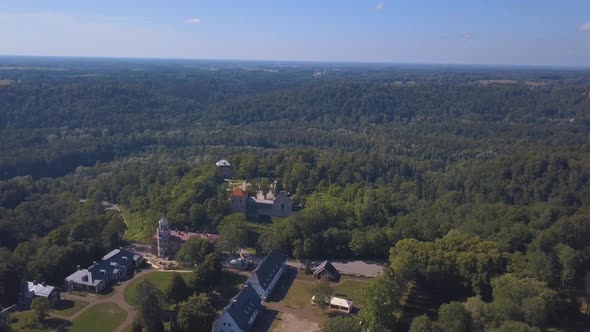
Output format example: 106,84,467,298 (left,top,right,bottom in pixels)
69,302,127,332
269,312,319,332
123,271,193,305
51,299,89,318
9,311,69,332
